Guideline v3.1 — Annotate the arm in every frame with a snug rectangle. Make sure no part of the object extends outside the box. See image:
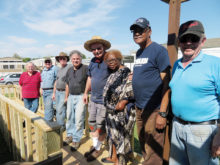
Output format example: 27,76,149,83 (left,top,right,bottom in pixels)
52,81,56,100
65,84,69,103
155,67,171,130
83,76,91,104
